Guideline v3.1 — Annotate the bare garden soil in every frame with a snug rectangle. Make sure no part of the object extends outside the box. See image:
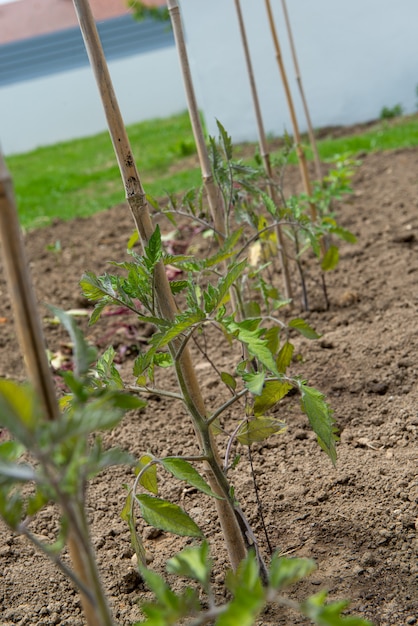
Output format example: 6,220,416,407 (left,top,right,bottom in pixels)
0,146,417,625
